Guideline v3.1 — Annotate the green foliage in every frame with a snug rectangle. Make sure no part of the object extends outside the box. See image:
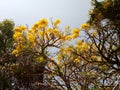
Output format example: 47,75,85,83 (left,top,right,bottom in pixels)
0,19,14,54
0,19,15,89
